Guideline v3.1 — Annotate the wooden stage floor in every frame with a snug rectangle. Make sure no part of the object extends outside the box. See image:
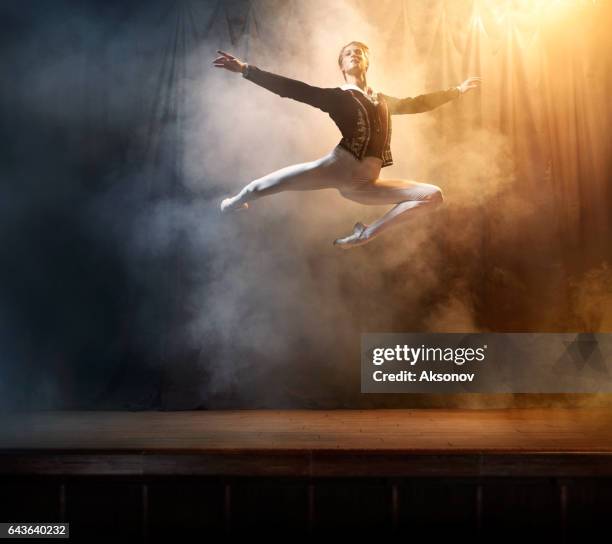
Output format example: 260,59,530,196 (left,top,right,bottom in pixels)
3,409,612,539
2,408,612,477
